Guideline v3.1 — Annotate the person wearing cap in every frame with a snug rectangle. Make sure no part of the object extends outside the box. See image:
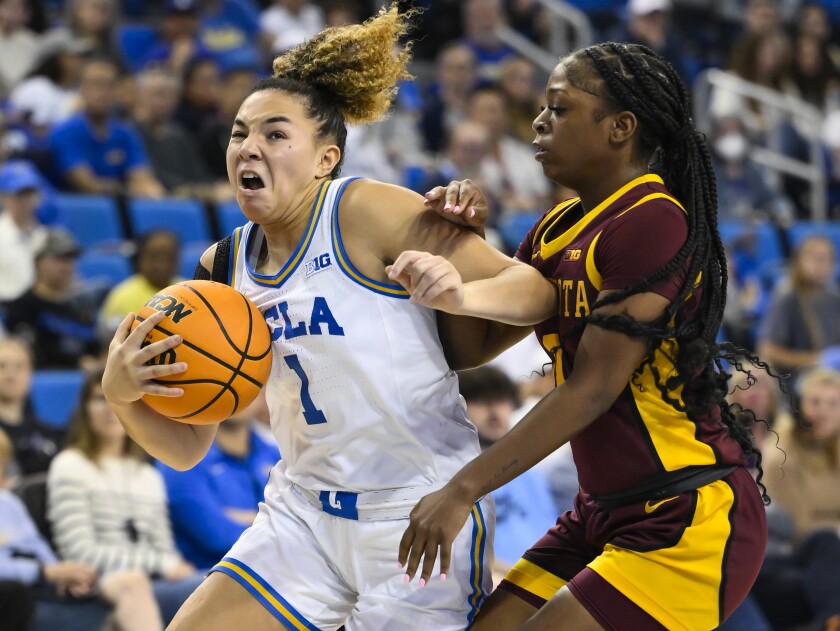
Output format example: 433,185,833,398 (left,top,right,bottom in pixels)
138,0,214,77
48,56,165,198
3,228,100,369
608,0,693,86
0,161,49,302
